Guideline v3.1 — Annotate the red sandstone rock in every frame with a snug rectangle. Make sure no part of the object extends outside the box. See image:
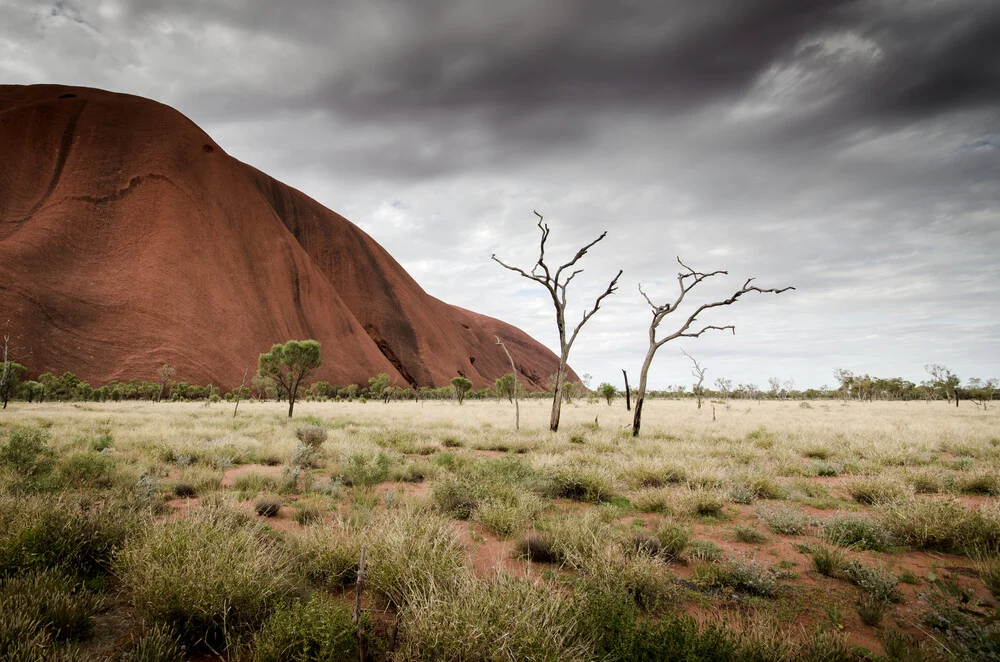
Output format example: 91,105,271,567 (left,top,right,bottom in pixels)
0,84,573,390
